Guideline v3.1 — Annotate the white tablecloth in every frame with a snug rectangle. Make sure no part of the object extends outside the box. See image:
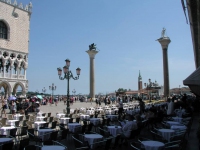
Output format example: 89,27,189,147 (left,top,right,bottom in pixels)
56,113,65,118
107,126,122,137
60,118,70,124
38,129,53,141
42,145,66,150
166,121,181,126
80,115,90,120
34,121,46,130
7,120,18,126
90,118,100,125
0,138,13,144
171,125,187,132
36,116,45,121
68,123,82,132
13,114,23,120
86,110,94,115
84,134,103,148
158,129,175,142
0,126,15,135
106,115,118,121
142,141,164,150
172,117,183,123
126,110,135,115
